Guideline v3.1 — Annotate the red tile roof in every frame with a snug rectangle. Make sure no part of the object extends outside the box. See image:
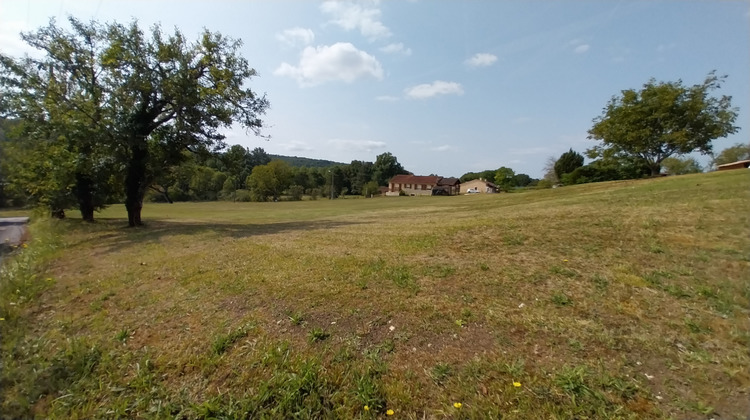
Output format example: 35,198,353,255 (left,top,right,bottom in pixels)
389,175,442,185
